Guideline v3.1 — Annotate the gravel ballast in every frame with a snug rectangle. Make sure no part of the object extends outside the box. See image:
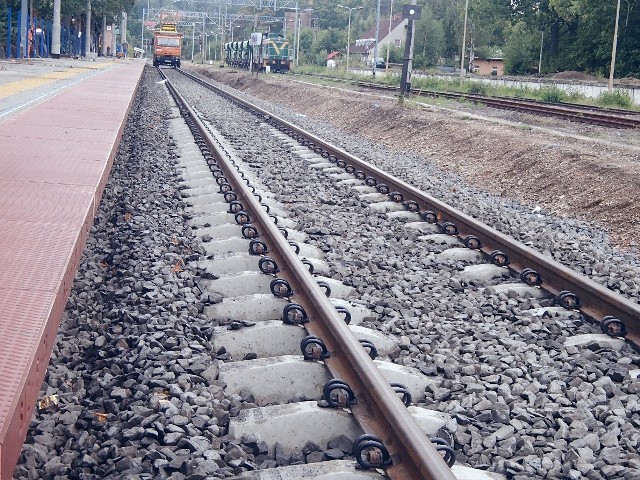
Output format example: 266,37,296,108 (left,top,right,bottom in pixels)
14,65,640,480
165,68,640,480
